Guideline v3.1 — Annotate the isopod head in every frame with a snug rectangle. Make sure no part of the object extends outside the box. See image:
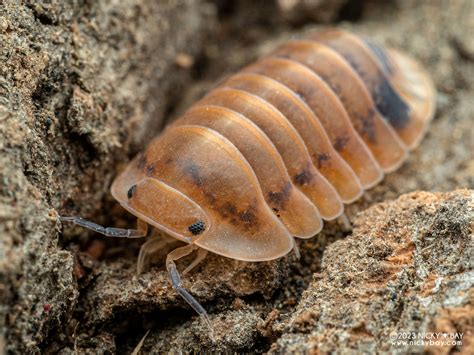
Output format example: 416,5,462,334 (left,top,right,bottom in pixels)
111,125,294,262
